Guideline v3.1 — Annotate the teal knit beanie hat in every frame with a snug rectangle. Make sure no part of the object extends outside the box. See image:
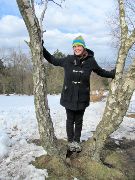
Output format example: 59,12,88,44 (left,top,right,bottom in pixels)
72,35,86,48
